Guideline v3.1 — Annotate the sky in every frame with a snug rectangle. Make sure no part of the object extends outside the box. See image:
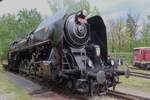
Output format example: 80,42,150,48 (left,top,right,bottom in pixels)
0,0,51,16
0,0,150,20
89,0,150,20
